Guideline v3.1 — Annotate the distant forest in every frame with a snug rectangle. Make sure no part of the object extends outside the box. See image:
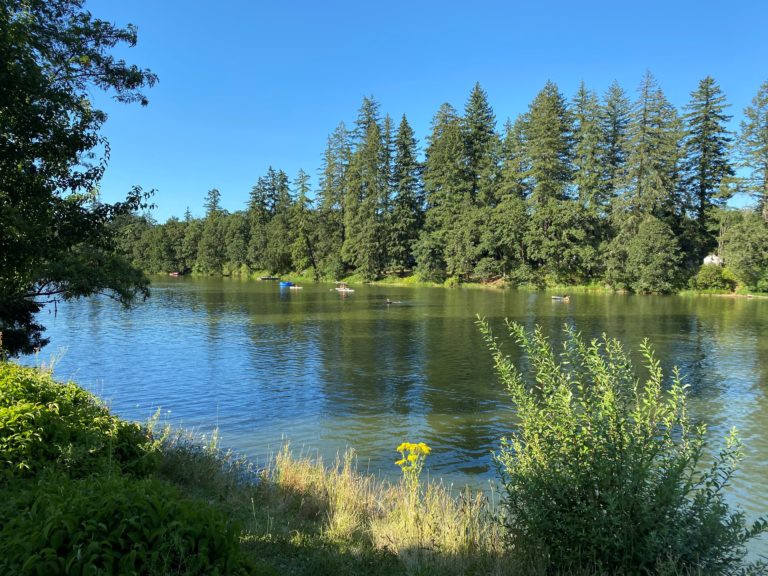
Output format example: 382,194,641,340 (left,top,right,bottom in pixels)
116,73,768,293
